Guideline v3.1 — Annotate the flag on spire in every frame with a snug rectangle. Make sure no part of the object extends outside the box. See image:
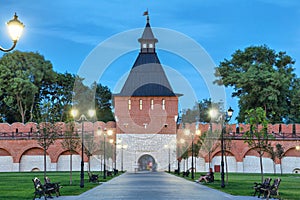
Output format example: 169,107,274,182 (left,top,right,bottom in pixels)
143,9,149,16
